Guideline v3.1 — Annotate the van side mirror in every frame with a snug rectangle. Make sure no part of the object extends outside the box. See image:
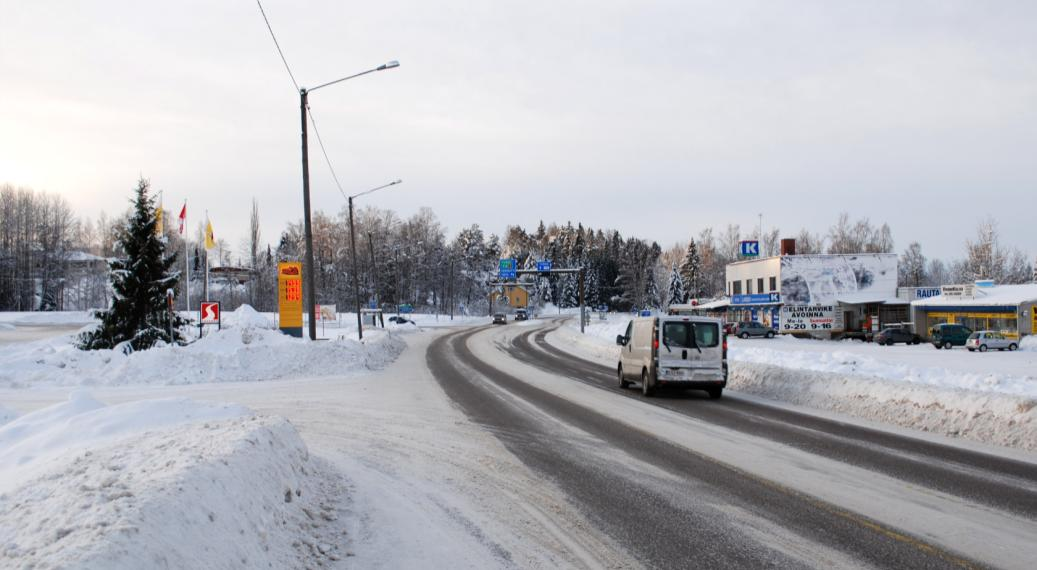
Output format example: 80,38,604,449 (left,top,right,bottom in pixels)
616,335,627,346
